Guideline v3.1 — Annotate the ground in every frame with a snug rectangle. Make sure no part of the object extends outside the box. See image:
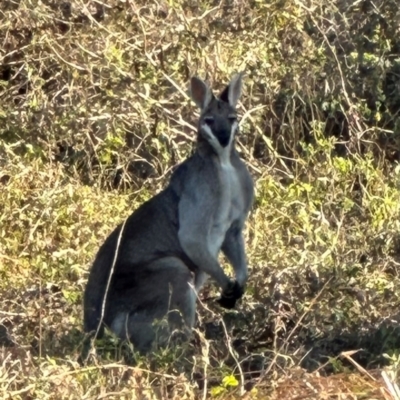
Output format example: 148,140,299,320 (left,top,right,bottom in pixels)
1,0,400,399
